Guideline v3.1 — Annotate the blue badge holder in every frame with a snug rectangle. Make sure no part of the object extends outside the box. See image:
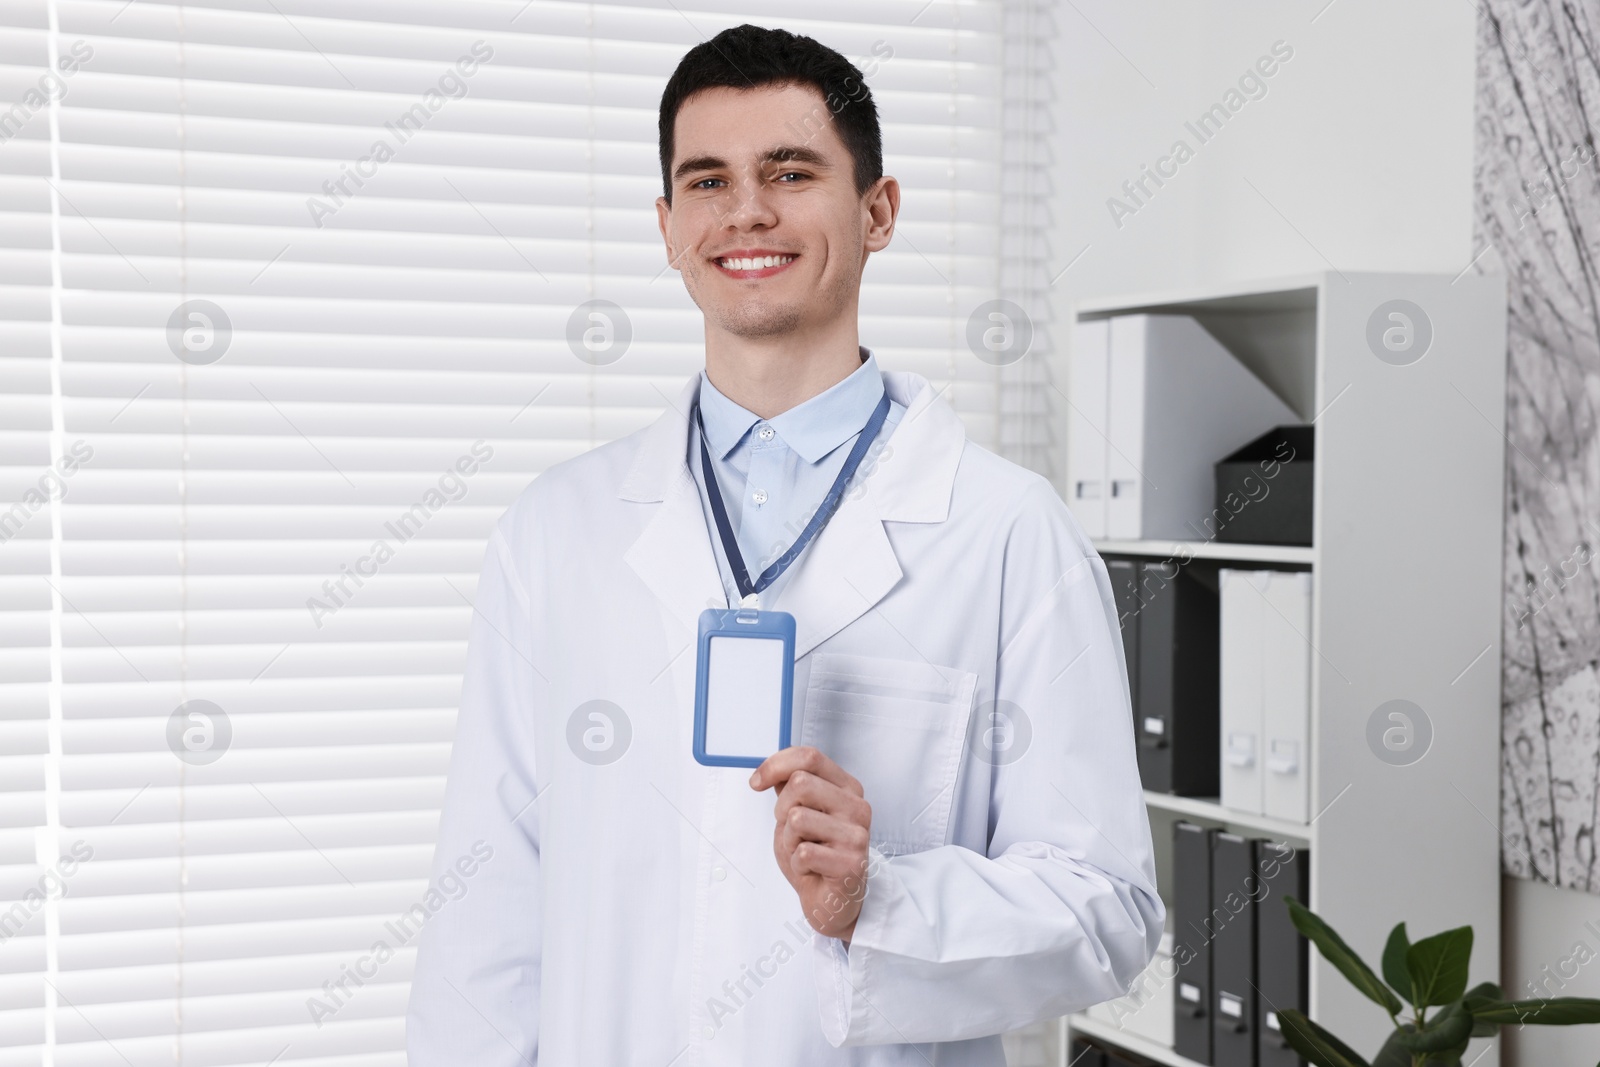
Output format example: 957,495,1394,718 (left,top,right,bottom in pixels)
693,607,795,768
